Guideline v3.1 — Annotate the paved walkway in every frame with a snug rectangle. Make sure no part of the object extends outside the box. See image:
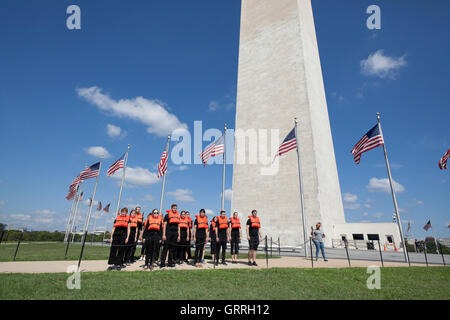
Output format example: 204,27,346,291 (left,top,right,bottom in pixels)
0,257,433,274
